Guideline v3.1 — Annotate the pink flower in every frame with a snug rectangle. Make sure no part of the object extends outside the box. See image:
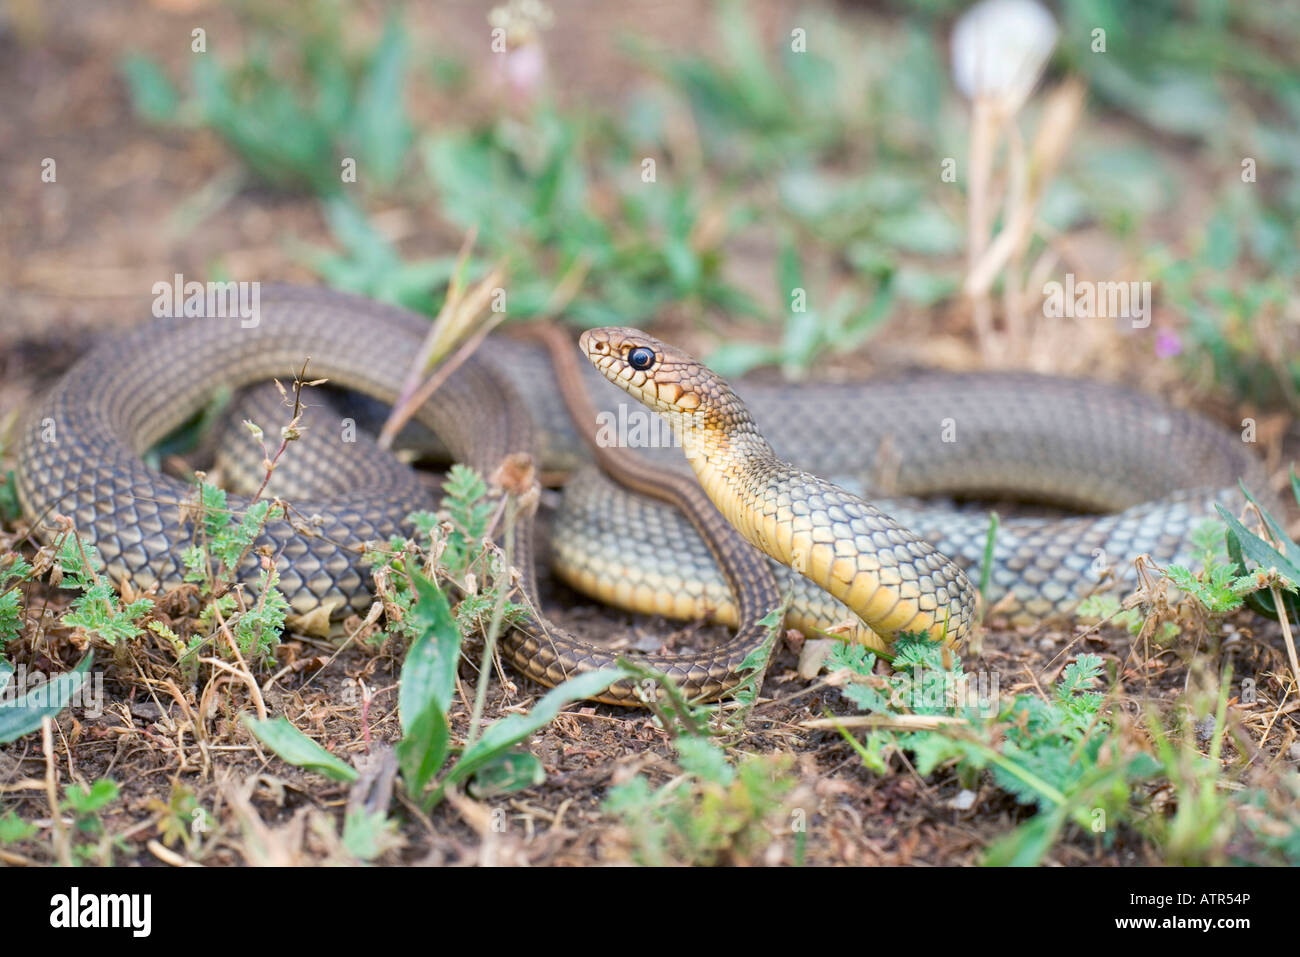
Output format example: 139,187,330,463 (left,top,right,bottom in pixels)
1154,329,1182,358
